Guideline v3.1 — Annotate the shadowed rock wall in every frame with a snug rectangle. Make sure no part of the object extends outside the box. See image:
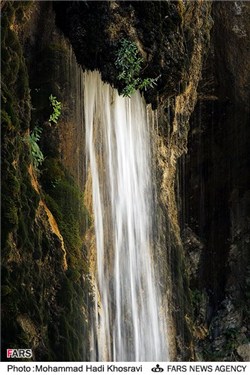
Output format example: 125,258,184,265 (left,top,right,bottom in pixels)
181,0,250,361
